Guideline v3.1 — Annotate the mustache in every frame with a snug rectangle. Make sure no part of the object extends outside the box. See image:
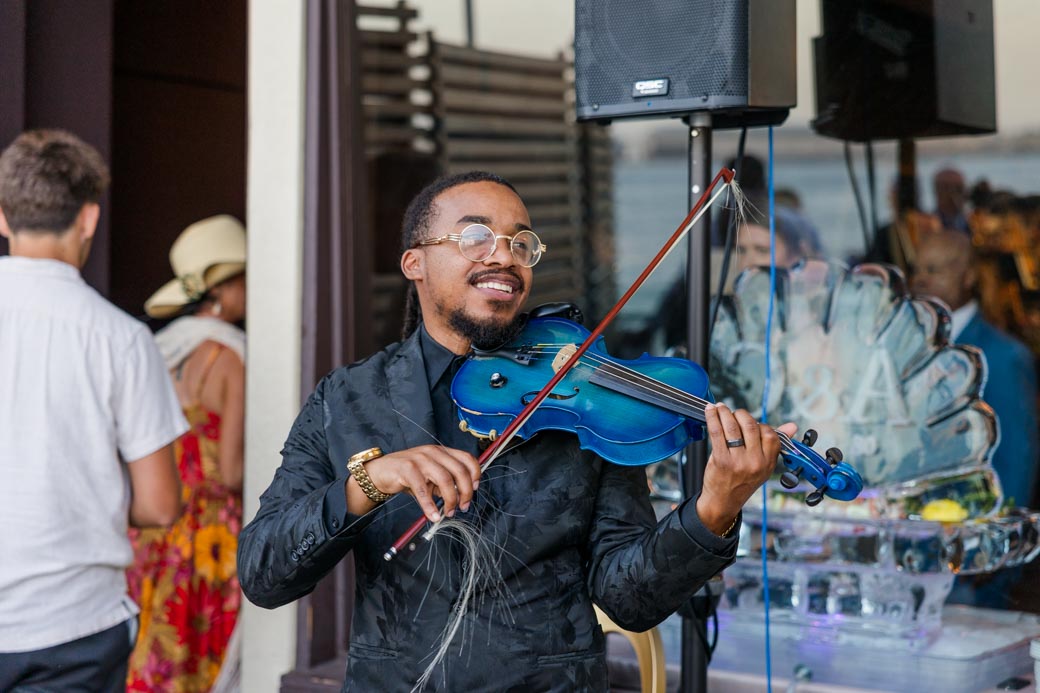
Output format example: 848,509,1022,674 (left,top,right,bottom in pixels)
468,268,525,293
